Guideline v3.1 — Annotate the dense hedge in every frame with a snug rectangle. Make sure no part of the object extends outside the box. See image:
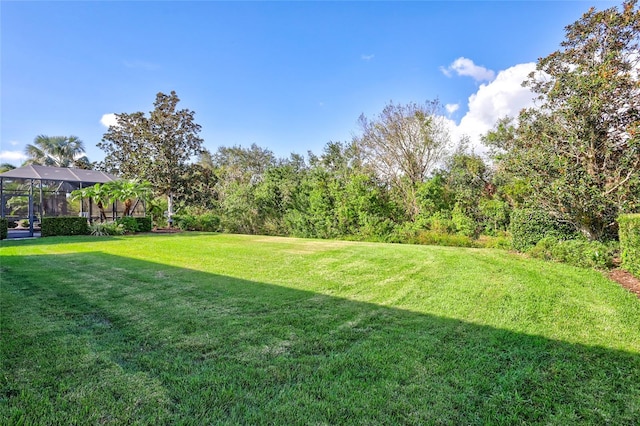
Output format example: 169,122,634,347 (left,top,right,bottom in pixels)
0,219,7,240
618,214,640,276
41,217,90,237
113,217,152,233
116,217,139,233
135,216,153,232
173,213,220,232
510,209,576,252
528,237,617,270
